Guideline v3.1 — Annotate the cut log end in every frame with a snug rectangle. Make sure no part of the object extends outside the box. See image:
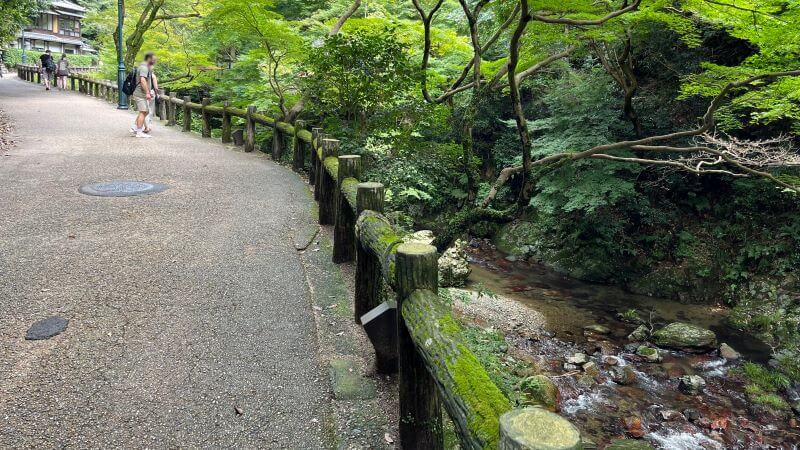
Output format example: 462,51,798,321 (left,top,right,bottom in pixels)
499,408,582,450
397,242,436,257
